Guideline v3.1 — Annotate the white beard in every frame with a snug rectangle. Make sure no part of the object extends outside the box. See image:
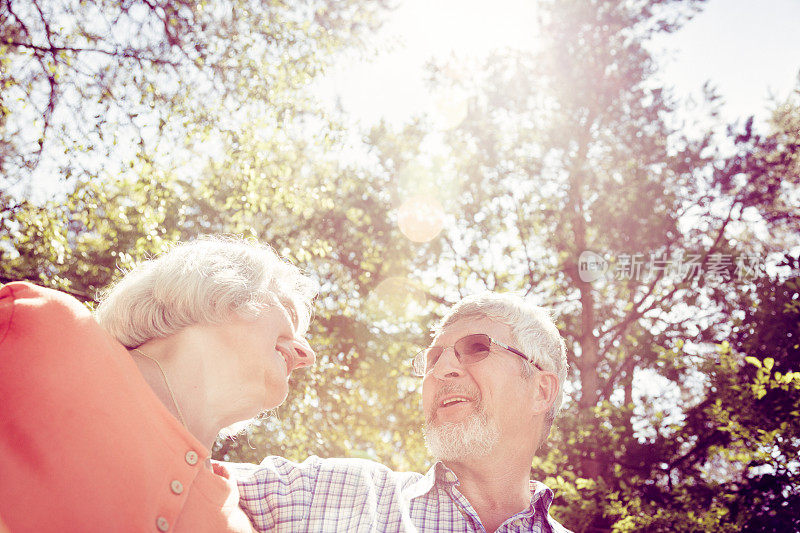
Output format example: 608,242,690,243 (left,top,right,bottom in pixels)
423,406,500,461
